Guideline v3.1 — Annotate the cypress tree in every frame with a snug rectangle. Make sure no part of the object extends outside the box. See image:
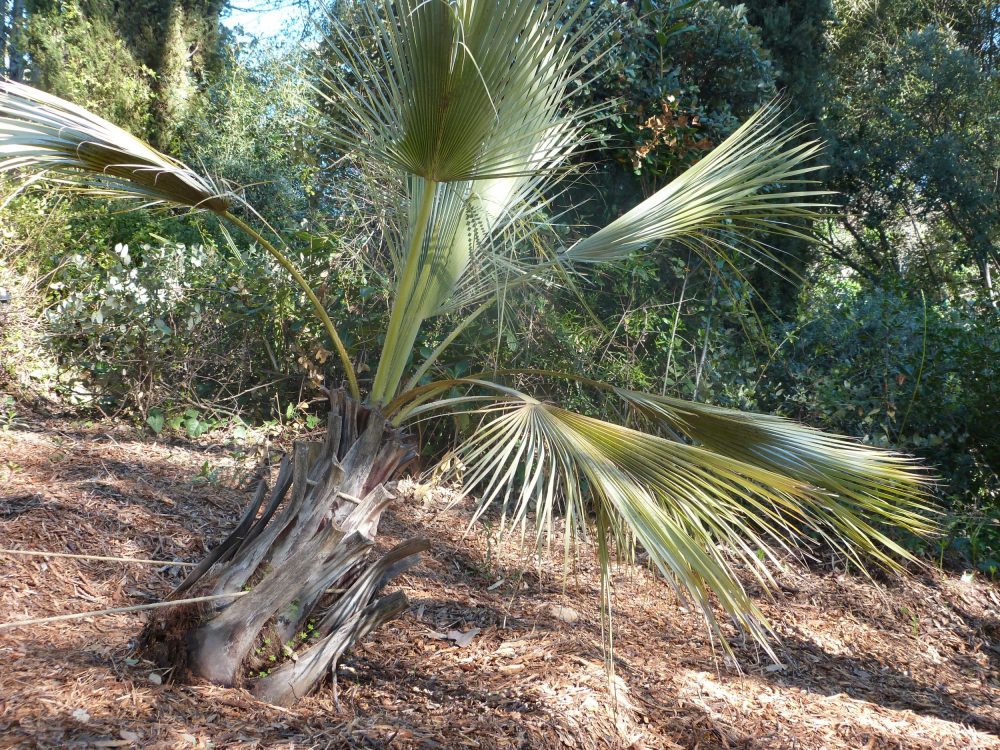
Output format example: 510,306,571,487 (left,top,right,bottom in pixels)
22,0,225,145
